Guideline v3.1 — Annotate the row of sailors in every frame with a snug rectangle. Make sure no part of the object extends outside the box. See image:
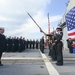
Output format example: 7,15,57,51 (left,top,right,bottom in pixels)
0,28,40,66
5,36,40,52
